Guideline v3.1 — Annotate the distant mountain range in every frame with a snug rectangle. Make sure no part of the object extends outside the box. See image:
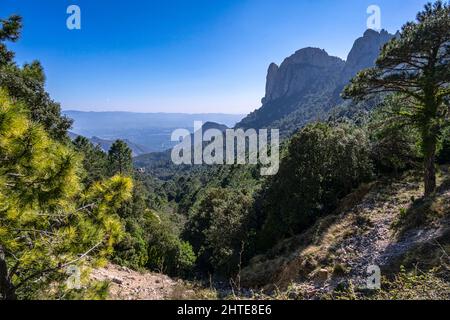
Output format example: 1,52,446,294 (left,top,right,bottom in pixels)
237,29,395,136
134,121,228,177
64,111,245,152
68,132,150,156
